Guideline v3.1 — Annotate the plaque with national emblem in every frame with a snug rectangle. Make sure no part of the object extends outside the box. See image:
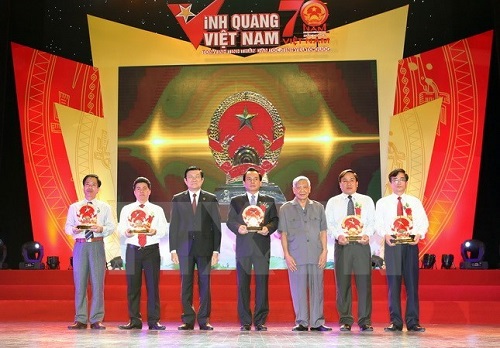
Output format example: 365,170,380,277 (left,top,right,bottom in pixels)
390,216,415,244
76,203,97,230
341,215,363,242
128,208,154,234
242,205,265,231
